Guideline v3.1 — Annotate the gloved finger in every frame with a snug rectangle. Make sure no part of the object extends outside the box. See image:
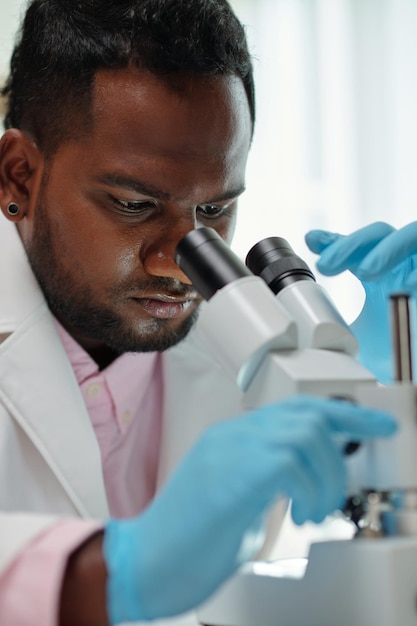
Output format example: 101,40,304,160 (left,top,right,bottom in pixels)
304,426,346,523
284,417,346,523
317,399,397,439
304,229,342,254
264,395,398,440
311,222,395,276
276,431,345,525
254,411,346,523
275,451,320,525
212,412,336,523
355,221,417,281
403,267,417,290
